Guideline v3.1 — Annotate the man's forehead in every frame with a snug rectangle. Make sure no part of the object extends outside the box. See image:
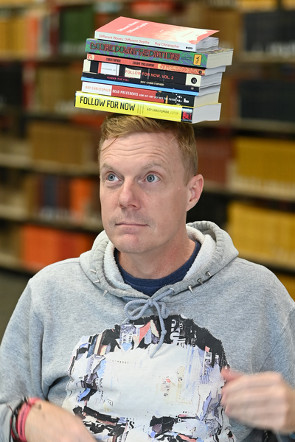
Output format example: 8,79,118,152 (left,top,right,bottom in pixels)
101,131,177,151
